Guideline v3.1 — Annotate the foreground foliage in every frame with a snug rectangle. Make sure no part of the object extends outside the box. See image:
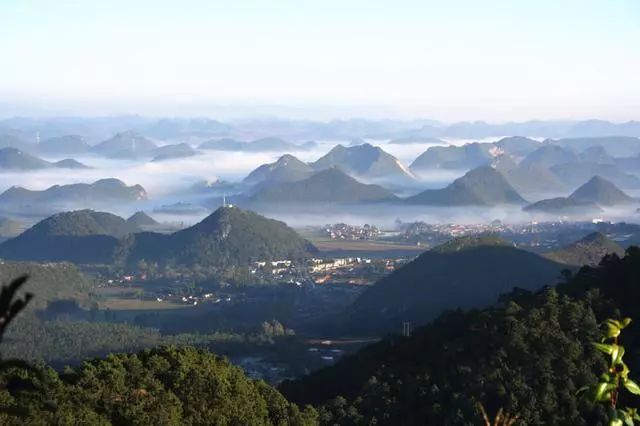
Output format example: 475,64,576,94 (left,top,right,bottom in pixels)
281,247,640,425
0,345,317,425
581,318,640,425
